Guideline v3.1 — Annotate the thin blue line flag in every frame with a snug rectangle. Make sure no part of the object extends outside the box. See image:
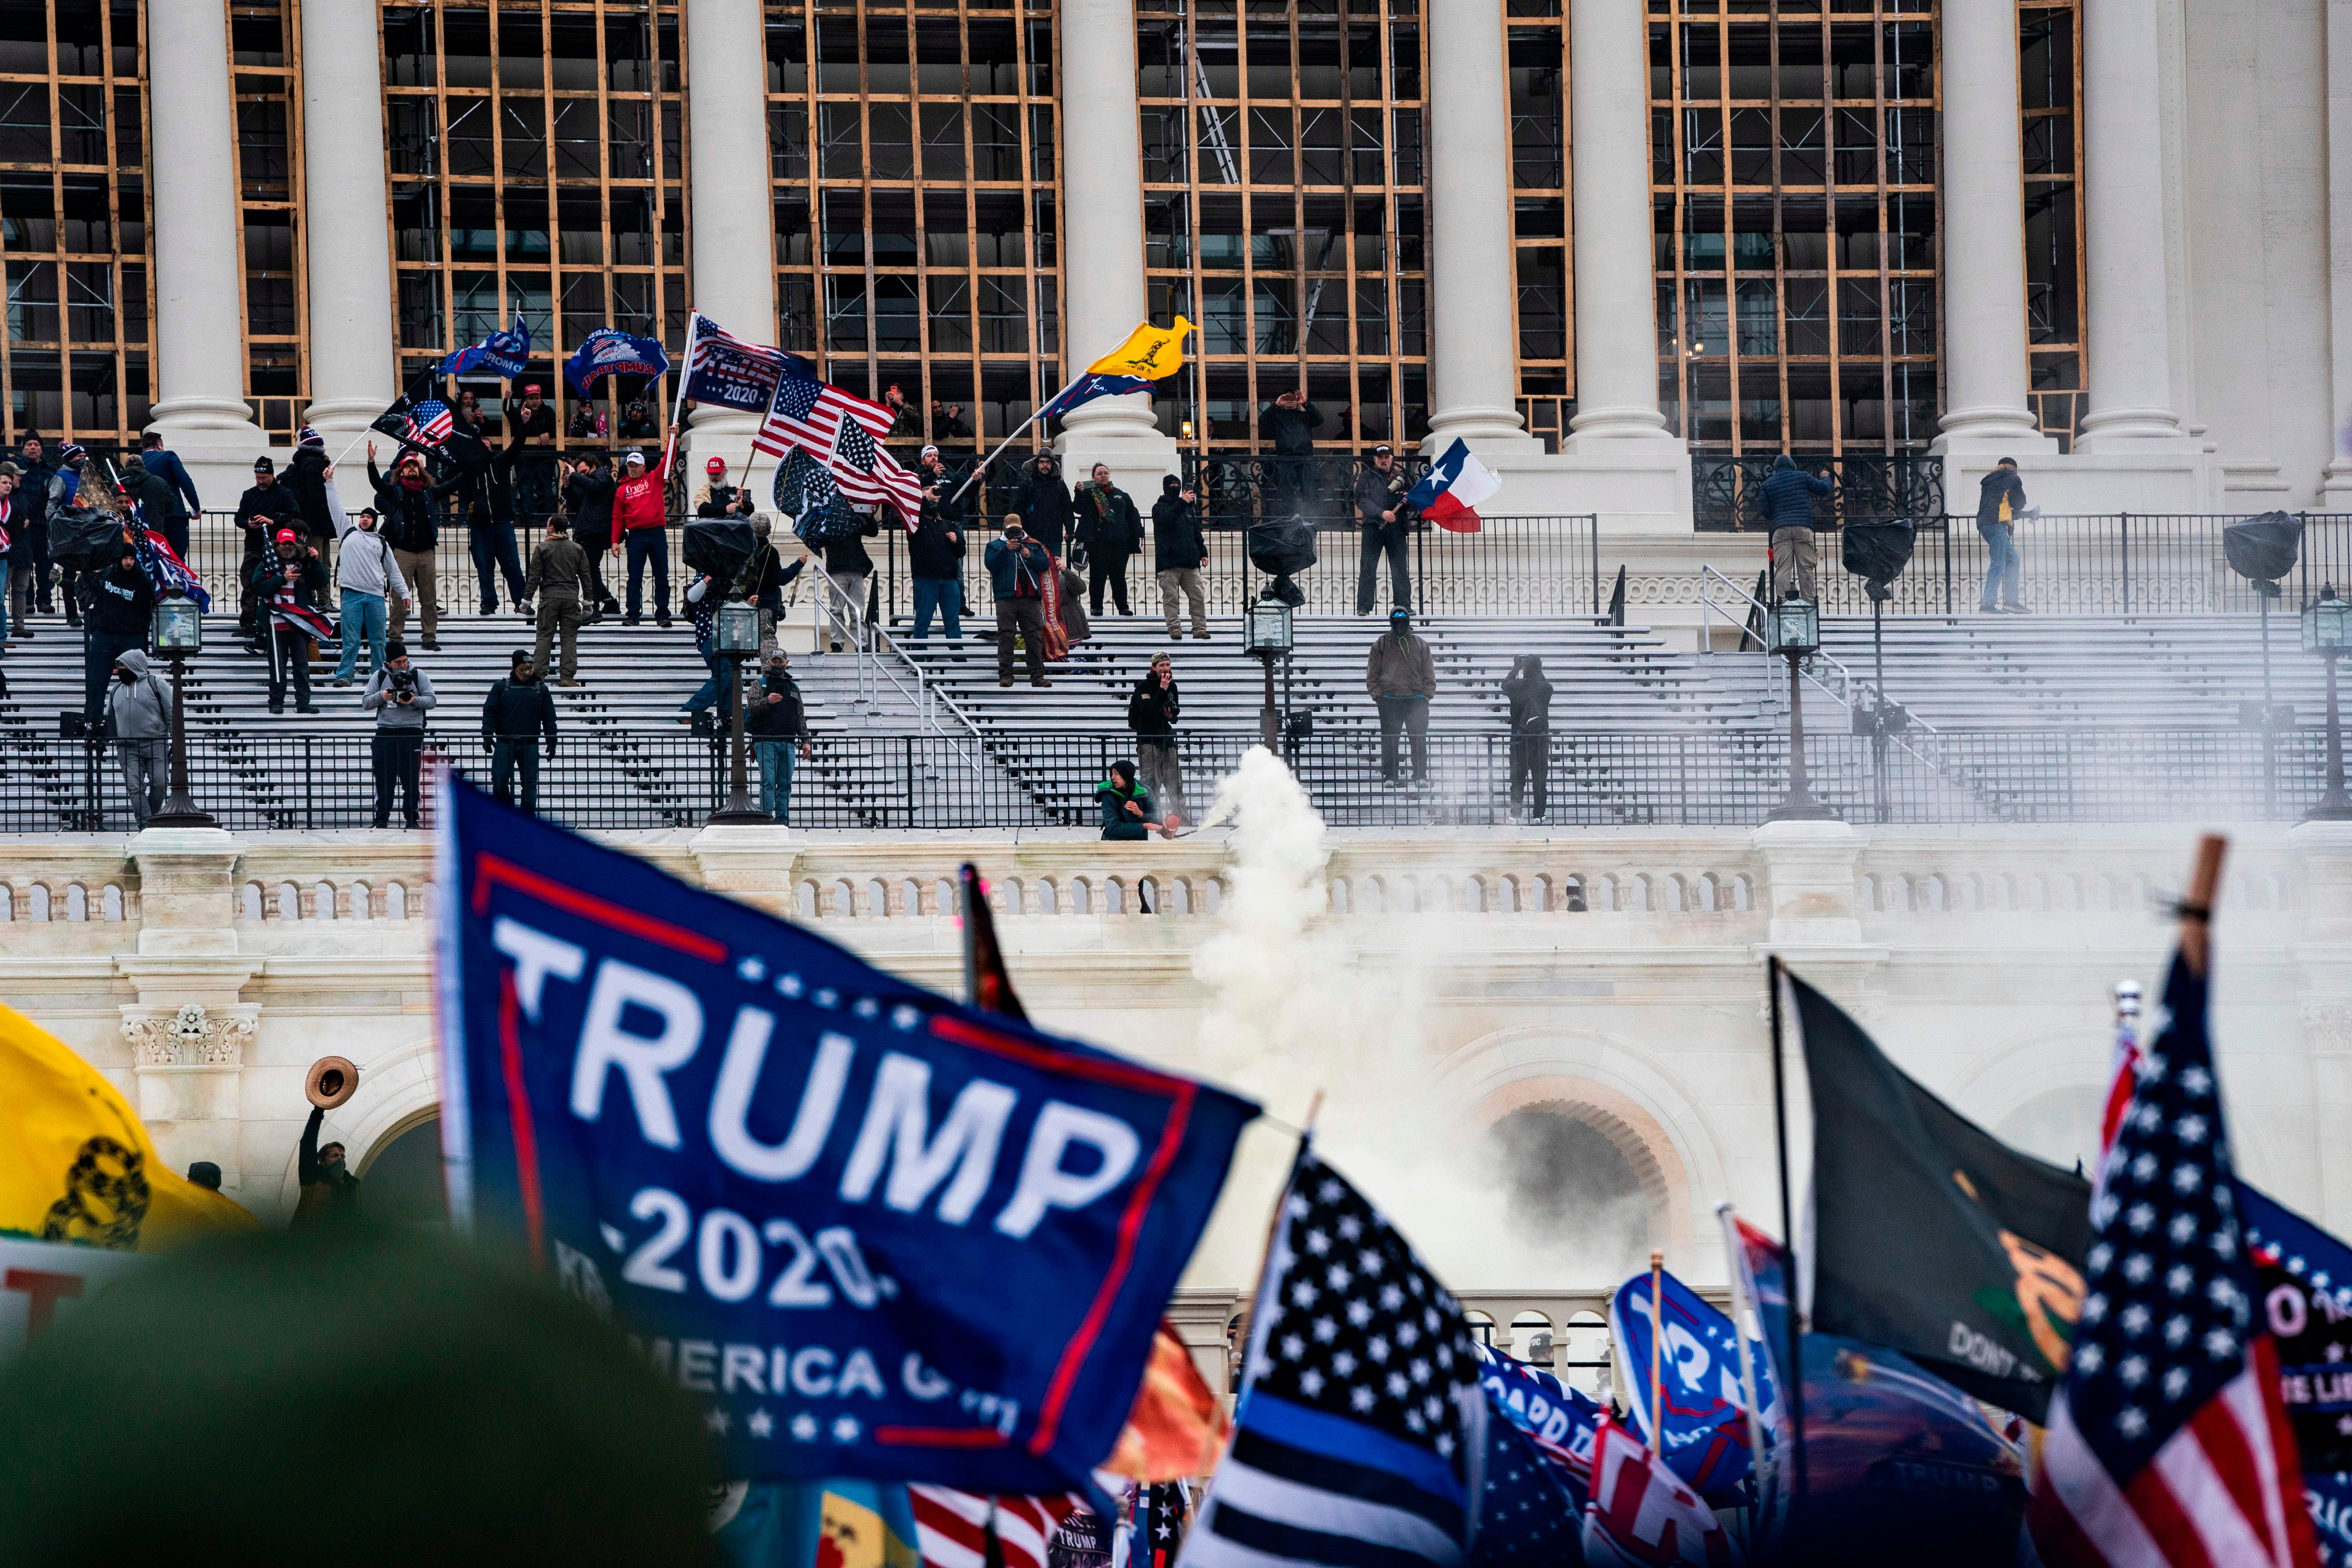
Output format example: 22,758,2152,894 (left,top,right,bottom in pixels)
432,774,1258,1500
